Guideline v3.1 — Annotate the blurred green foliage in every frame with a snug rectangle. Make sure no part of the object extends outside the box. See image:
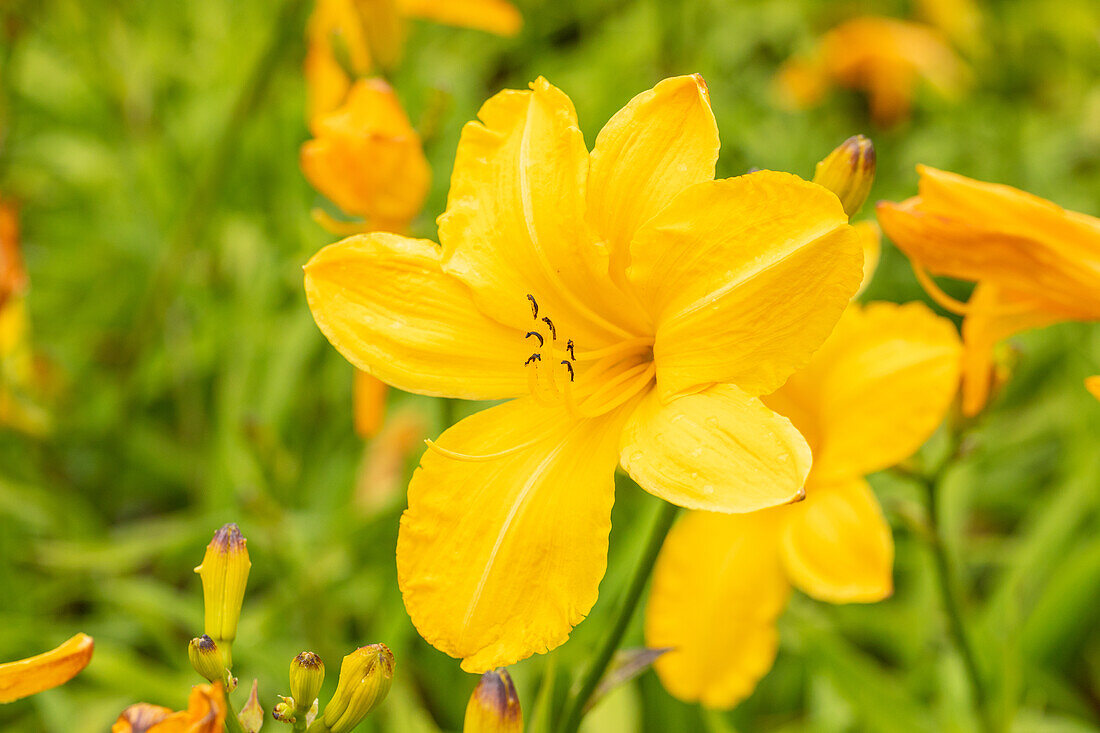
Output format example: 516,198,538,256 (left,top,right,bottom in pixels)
1,0,1099,730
